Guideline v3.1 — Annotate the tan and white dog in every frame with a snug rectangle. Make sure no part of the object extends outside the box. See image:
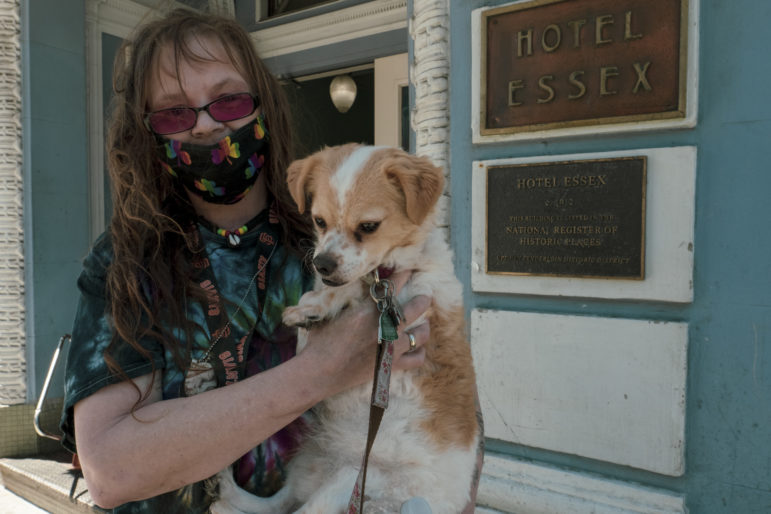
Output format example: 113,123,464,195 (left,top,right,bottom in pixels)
212,144,480,513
